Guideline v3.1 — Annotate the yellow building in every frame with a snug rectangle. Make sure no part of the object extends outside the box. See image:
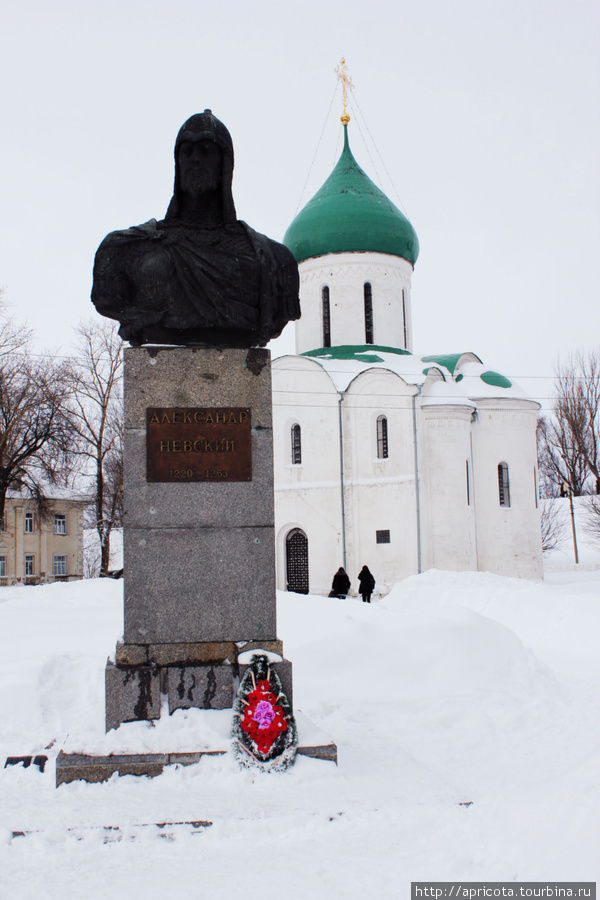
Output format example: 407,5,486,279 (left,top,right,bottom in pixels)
0,488,86,585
